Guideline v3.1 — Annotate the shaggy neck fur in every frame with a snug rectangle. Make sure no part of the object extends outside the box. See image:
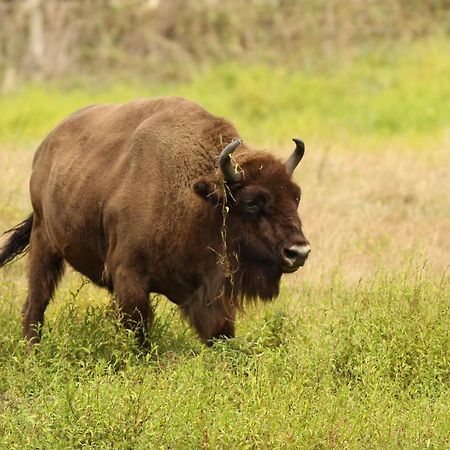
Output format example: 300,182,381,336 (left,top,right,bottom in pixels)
223,250,282,306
